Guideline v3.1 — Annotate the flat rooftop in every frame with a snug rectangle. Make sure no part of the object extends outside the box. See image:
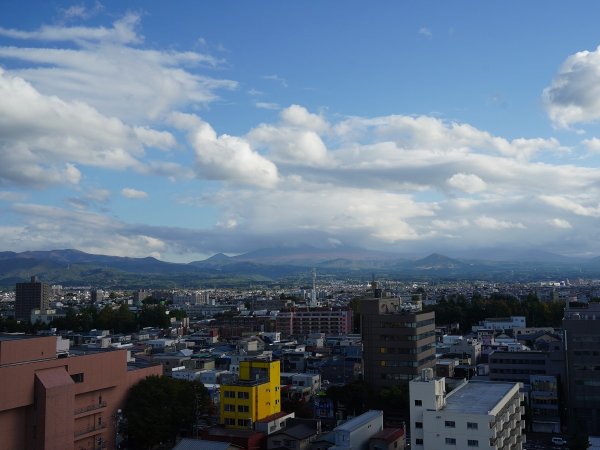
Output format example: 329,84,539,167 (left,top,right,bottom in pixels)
444,381,516,415
335,410,382,432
